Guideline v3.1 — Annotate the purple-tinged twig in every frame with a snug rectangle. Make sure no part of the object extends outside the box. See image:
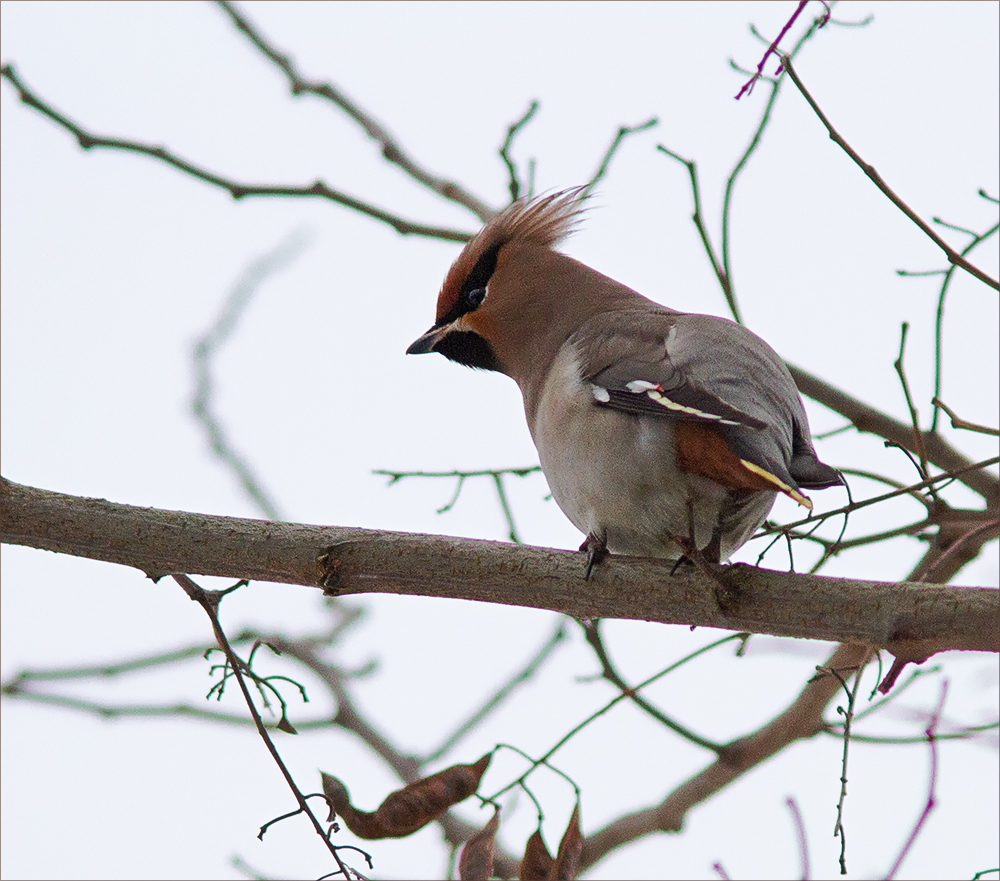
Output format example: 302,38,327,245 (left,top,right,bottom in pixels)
734,1,828,100
712,861,732,880
786,796,811,881
883,681,948,880
777,56,1000,292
